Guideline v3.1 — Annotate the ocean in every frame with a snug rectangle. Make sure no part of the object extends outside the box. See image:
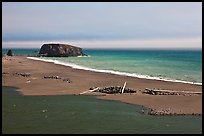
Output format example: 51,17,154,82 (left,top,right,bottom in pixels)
3,48,202,85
